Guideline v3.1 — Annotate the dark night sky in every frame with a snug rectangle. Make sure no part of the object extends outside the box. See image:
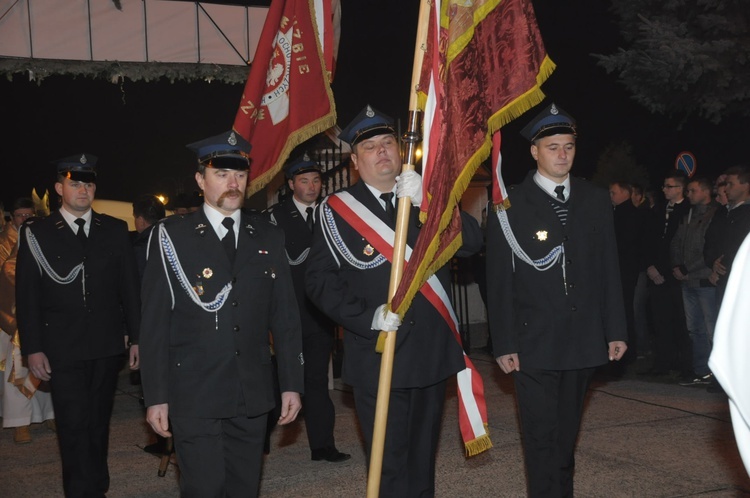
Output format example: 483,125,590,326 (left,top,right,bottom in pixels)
1,0,746,210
